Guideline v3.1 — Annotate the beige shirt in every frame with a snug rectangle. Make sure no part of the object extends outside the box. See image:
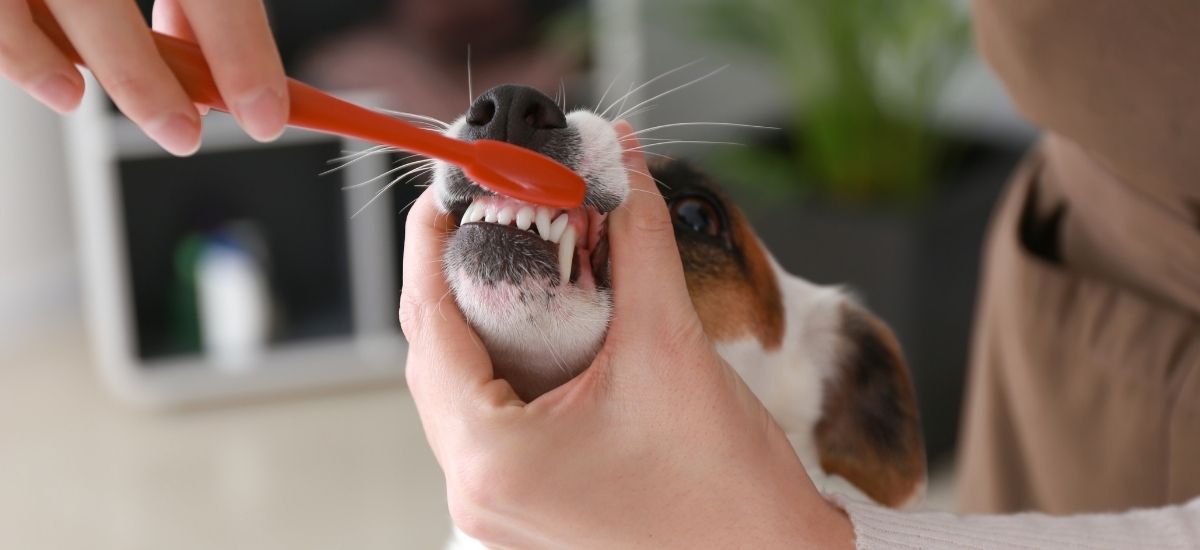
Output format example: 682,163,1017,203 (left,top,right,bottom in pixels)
957,0,1200,515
